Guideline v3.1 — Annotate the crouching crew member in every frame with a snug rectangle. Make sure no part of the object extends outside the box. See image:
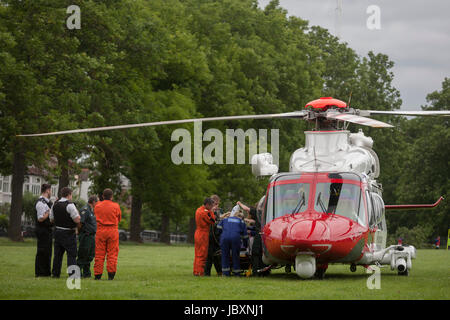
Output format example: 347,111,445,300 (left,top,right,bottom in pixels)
50,187,81,278
77,195,98,278
217,211,248,276
193,198,216,276
35,184,53,277
94,189,122,280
